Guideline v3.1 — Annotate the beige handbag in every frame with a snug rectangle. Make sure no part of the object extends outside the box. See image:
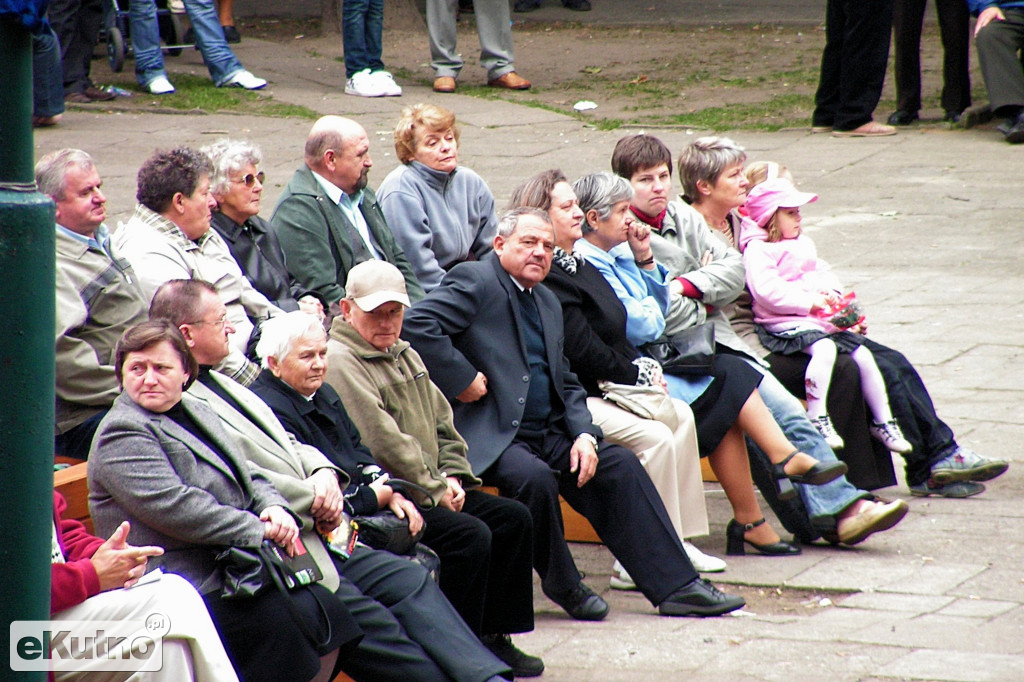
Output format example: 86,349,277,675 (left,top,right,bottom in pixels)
597,380,680,431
